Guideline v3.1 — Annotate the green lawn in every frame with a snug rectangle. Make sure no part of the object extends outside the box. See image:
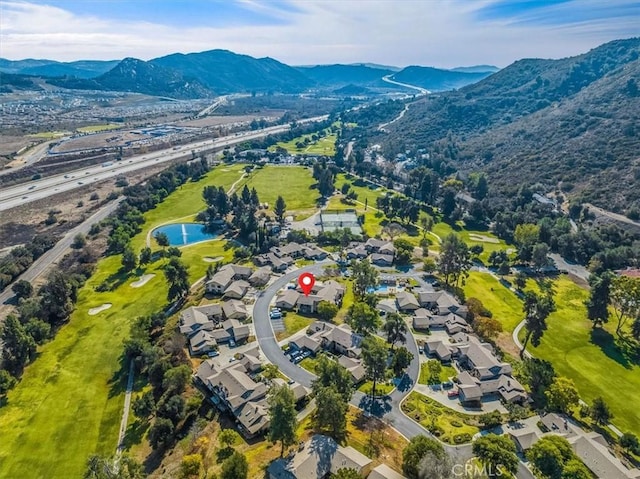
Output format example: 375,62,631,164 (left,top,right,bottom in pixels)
269,125,337,156
131,164,318,251
28,130,69,138
418,363,457,385
358,381,395,396
299,357,320,375
401,392,479,444
130,164,246,250
276,313,314,341
520,277,640,437
0,255,166,478
0,175,239,478
463,271,524,332
239,166,317,212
